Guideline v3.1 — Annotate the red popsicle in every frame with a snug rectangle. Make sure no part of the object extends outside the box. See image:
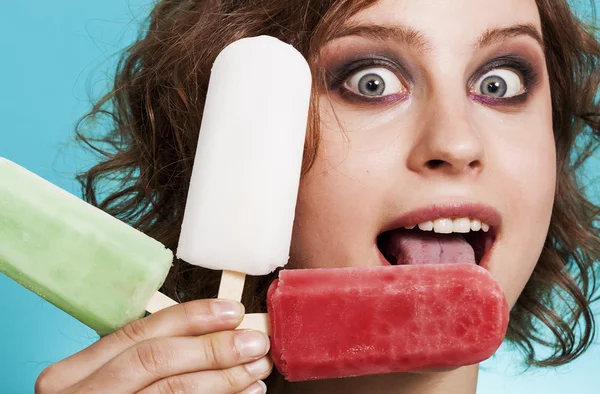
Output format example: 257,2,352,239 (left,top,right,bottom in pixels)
267,263,508,381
